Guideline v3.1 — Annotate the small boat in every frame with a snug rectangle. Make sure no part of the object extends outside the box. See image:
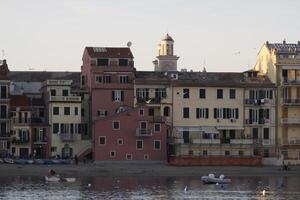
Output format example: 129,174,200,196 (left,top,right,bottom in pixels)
52,159,61,164
43,160,54,165
35,159,45,165
201,174,231,184
45,176,76,182
26,160,34,164
4,158,14,164
15,159,27,165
